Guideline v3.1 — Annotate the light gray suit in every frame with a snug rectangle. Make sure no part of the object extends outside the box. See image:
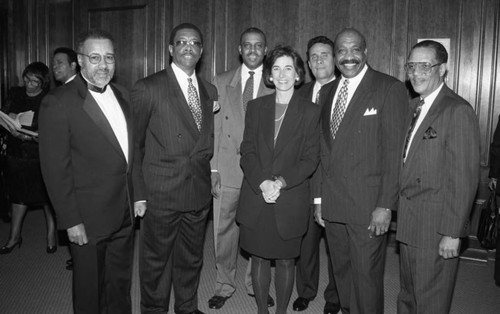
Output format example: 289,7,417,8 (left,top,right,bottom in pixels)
211,66,273,297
